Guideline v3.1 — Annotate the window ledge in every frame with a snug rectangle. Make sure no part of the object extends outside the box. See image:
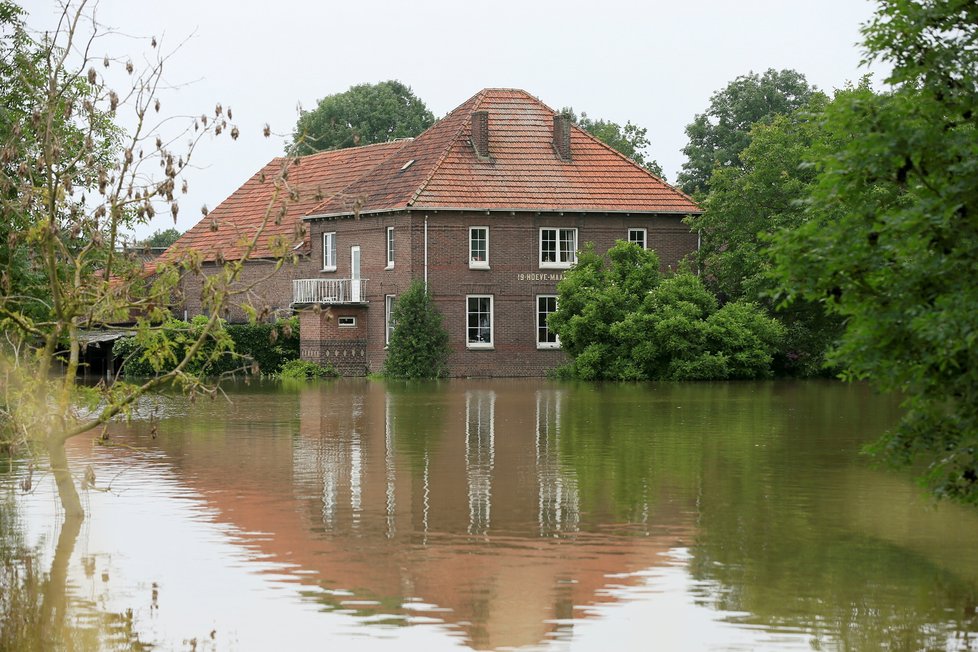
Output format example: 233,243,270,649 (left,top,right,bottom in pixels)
539,262,573,270
384,265,394,270
469,262,490,270
320,266,337,273
466,344,494,350
537,343,561,350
